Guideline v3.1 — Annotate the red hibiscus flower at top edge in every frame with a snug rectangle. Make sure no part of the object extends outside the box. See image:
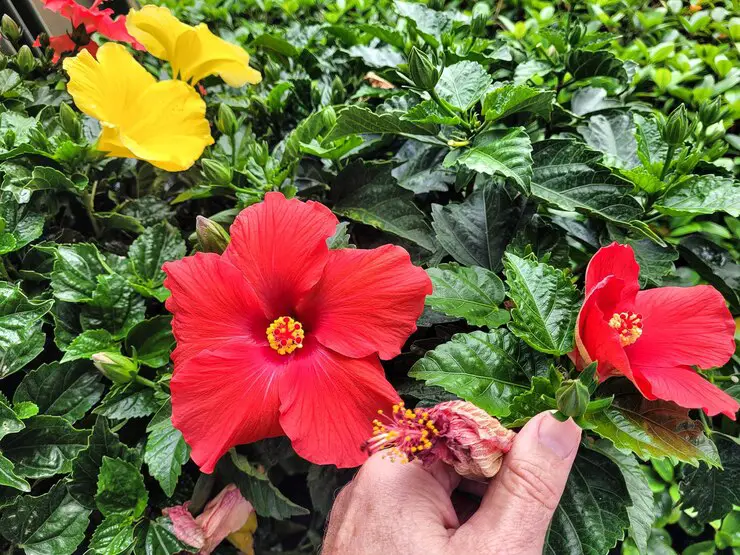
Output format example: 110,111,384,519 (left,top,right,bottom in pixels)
572,242,739,419
162,193,432,473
